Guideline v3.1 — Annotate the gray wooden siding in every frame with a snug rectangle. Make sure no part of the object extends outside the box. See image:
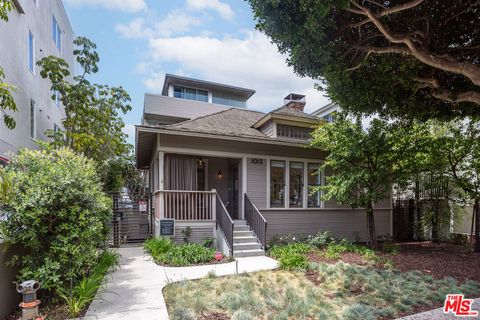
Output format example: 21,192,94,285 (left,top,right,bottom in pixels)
172,226,215,244
247,158,267,208
262,209,391,242
259,122,274,137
